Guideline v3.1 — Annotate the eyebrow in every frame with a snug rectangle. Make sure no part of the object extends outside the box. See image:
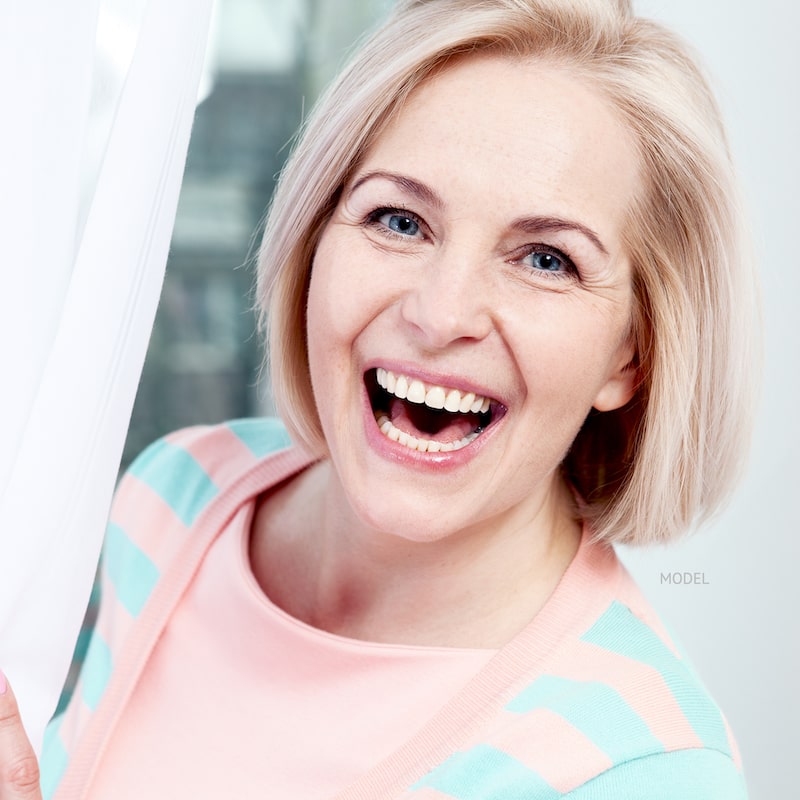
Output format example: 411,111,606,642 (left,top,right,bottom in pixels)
349,169,609,256
349,170,445,211
509,216,609,257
